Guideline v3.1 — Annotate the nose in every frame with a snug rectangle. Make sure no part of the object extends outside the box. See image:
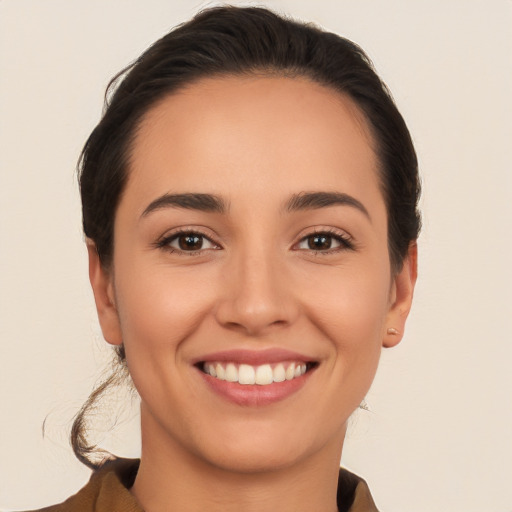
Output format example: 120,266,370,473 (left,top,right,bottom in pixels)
214,248,299,336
